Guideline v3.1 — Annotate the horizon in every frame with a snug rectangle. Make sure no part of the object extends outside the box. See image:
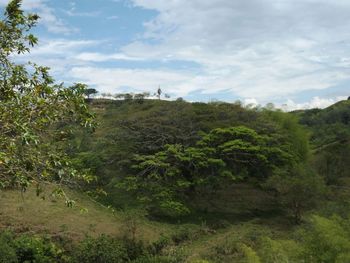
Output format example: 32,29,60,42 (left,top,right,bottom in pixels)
1,0,349,110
